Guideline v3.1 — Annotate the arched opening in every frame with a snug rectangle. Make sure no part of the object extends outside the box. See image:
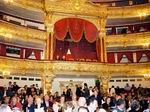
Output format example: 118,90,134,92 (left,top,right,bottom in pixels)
53,18,100,62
